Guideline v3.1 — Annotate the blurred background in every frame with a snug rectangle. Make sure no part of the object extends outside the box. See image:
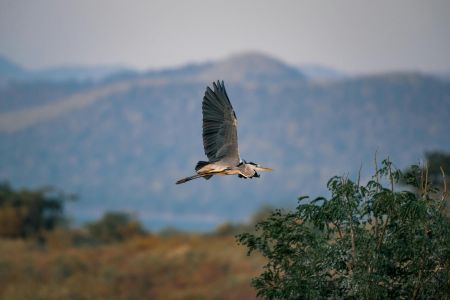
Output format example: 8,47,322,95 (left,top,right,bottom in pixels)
1,0,450,298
